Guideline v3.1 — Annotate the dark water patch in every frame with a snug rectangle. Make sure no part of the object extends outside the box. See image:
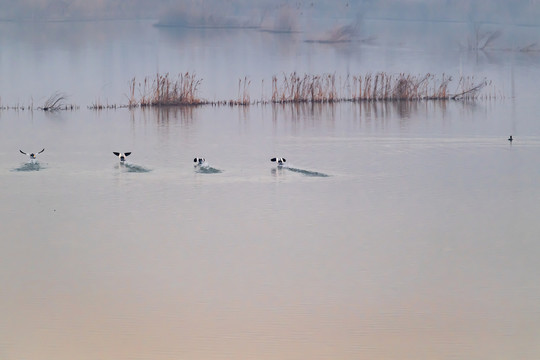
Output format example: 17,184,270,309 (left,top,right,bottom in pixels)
285,167,330,177
195,166,223,174
11,162,44,172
